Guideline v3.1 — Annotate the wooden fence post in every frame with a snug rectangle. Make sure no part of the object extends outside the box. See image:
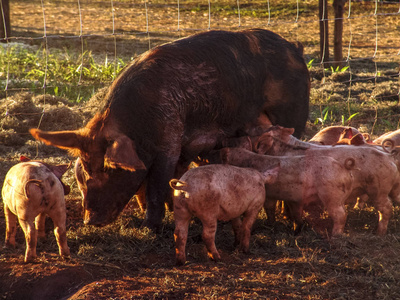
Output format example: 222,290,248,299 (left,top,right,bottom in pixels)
333,0,347,69
0,0,10,42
